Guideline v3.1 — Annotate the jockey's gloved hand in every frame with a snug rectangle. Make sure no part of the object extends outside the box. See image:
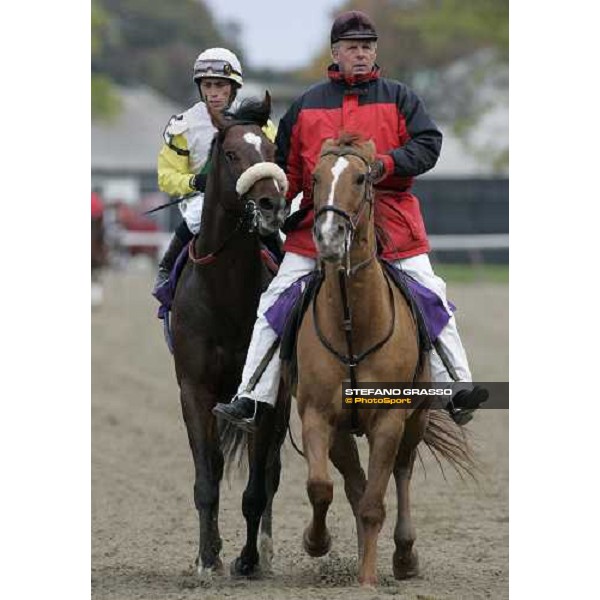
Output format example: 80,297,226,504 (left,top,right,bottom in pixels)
370,160,386,184
190,173,207,192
